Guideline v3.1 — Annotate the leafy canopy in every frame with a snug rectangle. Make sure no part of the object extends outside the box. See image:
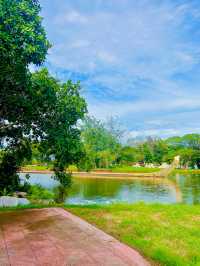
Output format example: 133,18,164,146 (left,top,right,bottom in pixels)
79,116,120,169
0,0,50,147
0,0,87,193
